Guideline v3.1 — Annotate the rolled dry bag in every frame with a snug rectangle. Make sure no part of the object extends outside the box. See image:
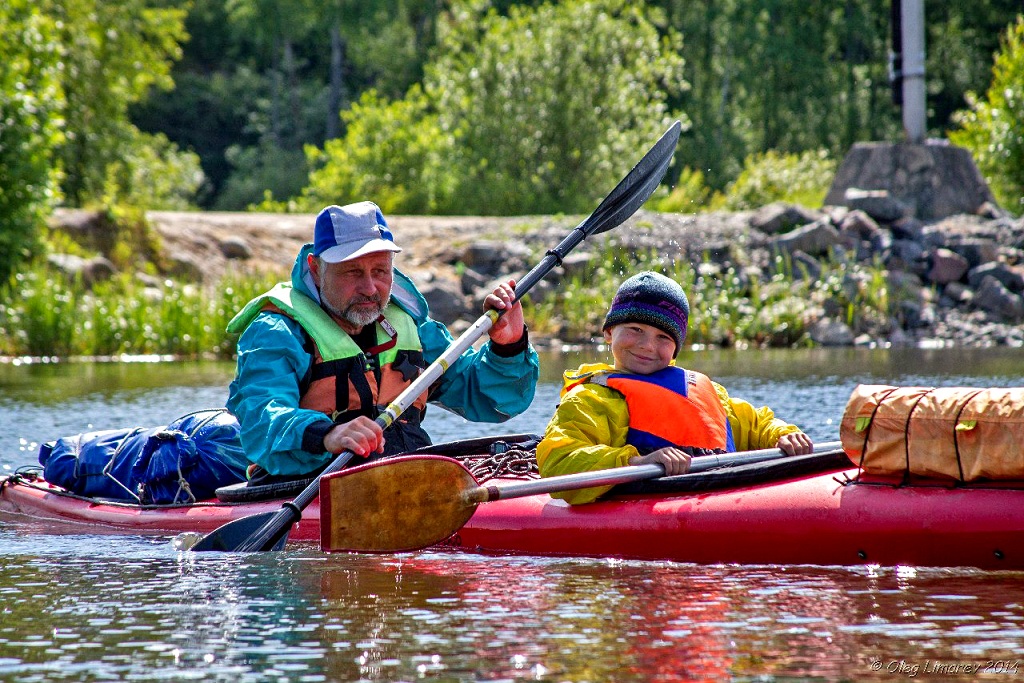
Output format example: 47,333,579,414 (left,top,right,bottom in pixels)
840,384,1024,481
38,409,248,504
